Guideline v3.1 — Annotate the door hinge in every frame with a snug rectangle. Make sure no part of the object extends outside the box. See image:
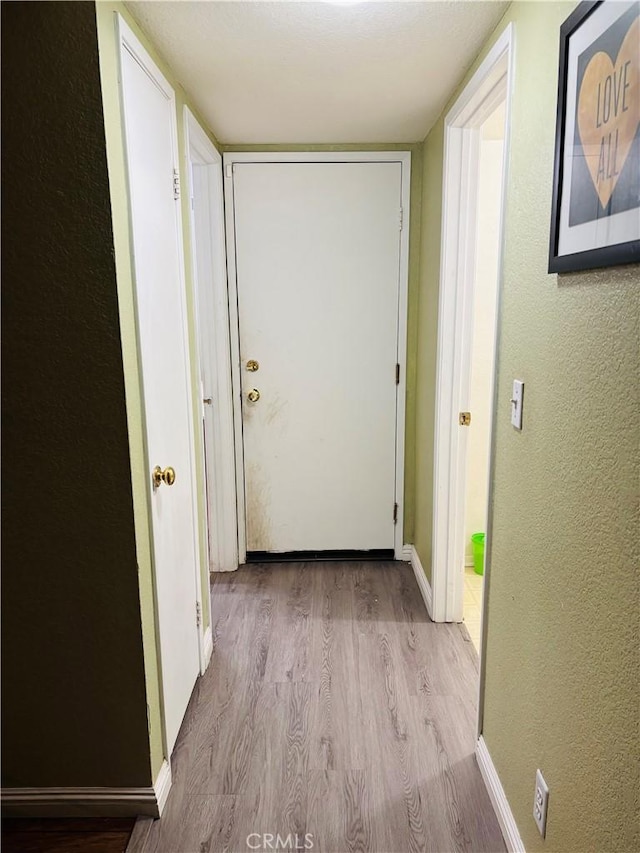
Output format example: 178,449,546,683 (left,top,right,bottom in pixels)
459,411,472,426
393,502,398,524
173,168,180,200
395,363,400,385
225,163,234,178
195,601,201,628
399,207,403,231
